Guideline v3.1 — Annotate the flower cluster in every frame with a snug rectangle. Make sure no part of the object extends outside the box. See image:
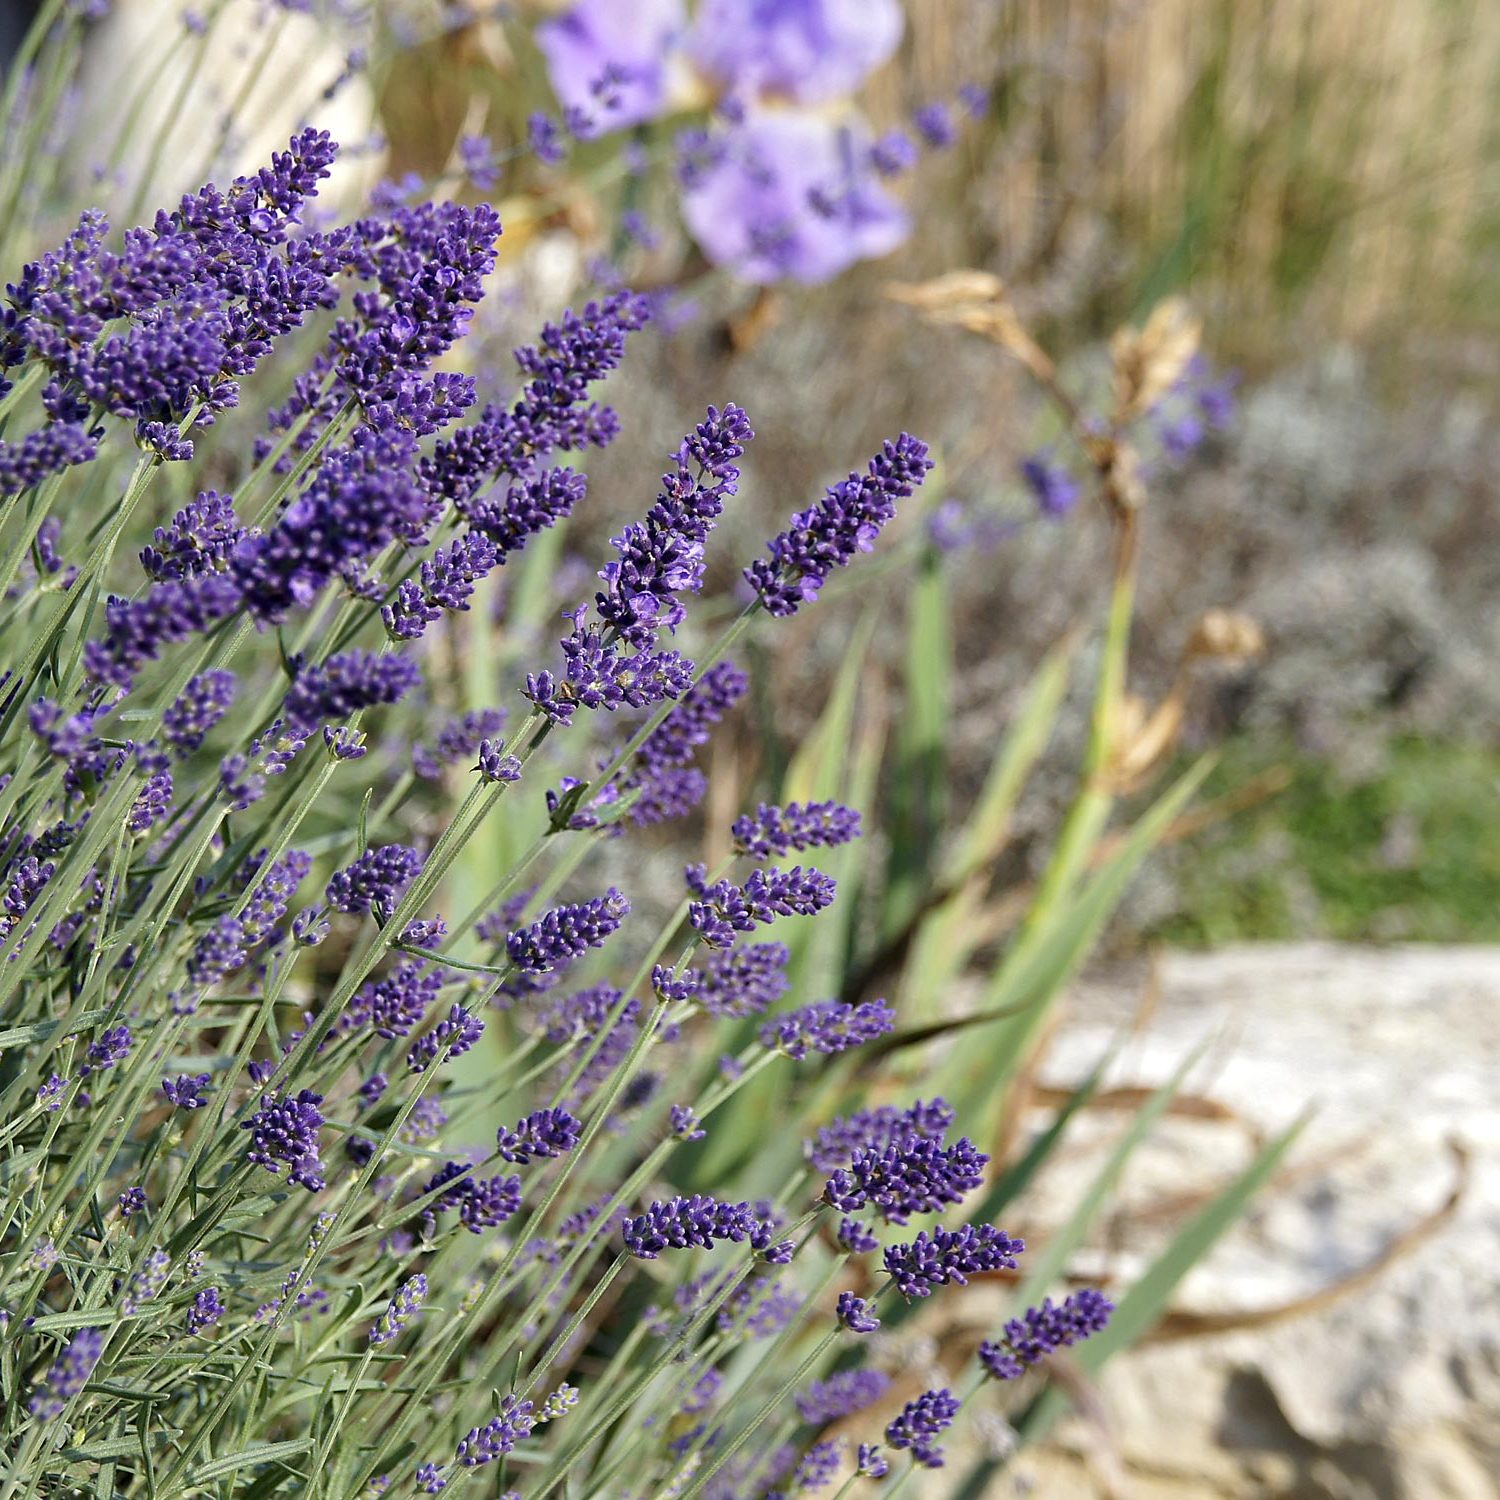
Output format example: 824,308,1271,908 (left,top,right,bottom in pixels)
686,864,837,948
978,1289,1115,1379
